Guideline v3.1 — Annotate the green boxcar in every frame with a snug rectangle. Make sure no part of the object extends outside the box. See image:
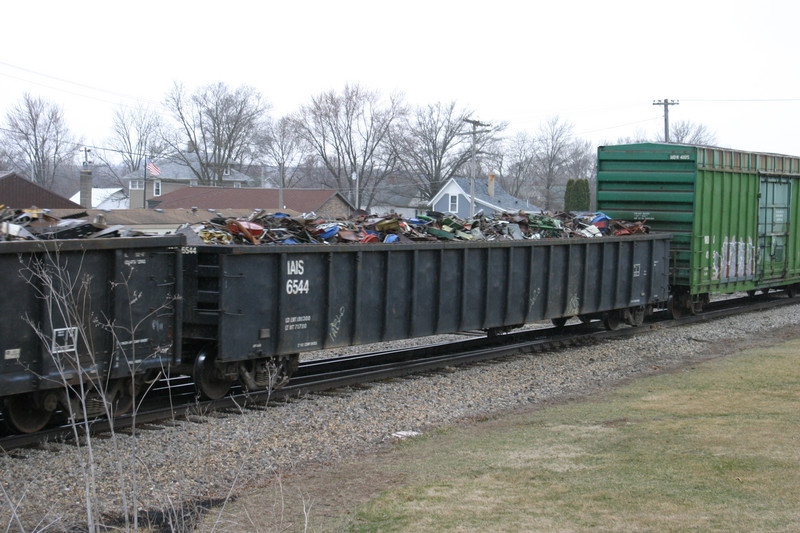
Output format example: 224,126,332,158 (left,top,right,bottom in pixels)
596,143,800,314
